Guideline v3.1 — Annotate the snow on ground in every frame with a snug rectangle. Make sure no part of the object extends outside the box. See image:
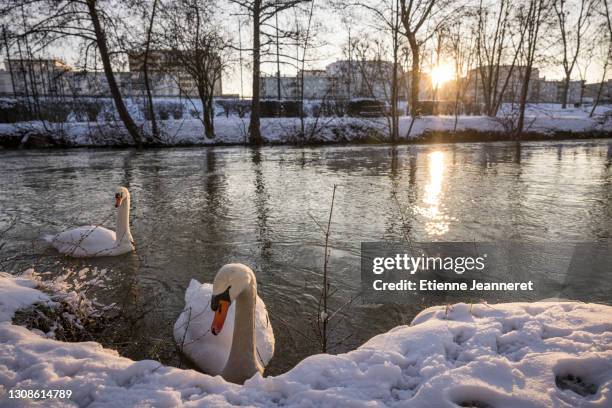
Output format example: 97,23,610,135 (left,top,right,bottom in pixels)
1,104,610,147
1,272,611,407
0,272,50,322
